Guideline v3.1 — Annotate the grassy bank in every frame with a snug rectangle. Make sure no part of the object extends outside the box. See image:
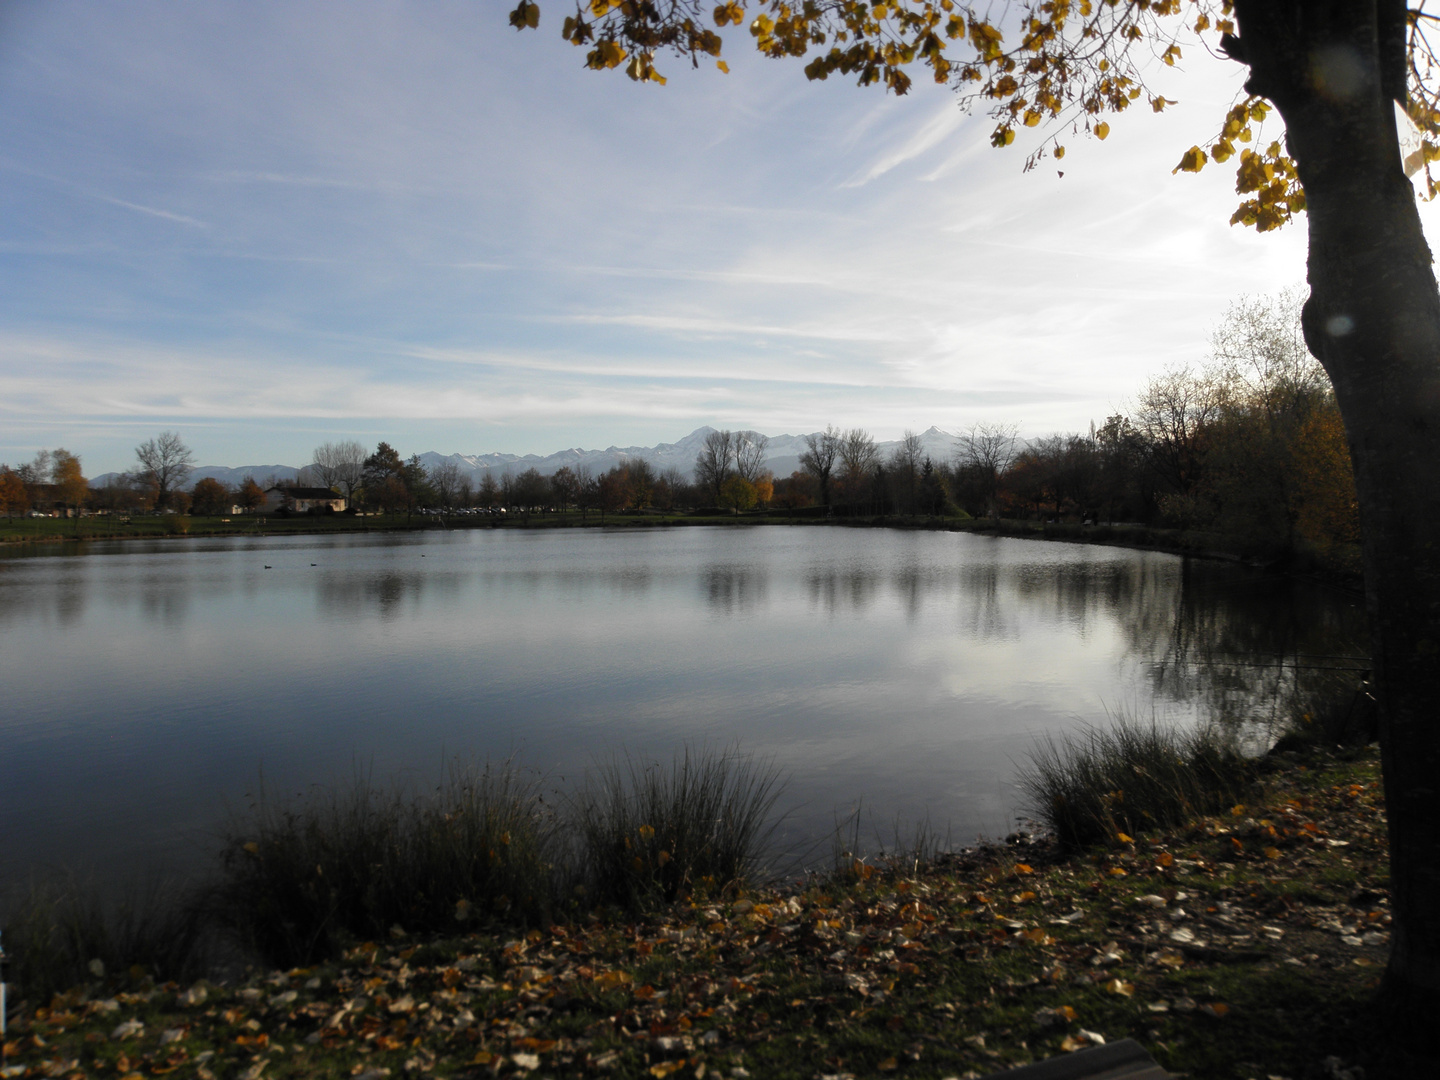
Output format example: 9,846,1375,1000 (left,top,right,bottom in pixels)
4,734,1414,1079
